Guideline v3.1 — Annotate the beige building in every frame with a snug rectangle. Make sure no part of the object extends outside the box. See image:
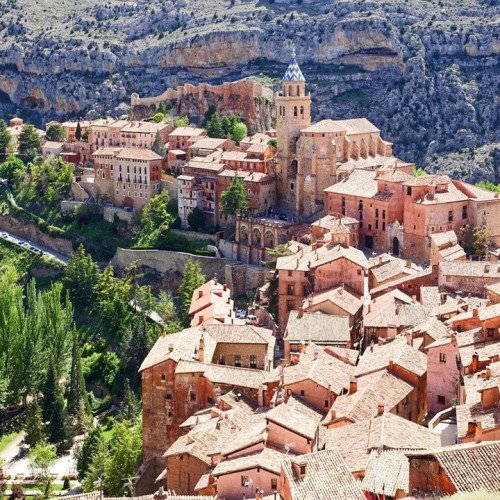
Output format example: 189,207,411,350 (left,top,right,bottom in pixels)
93,147,163,209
